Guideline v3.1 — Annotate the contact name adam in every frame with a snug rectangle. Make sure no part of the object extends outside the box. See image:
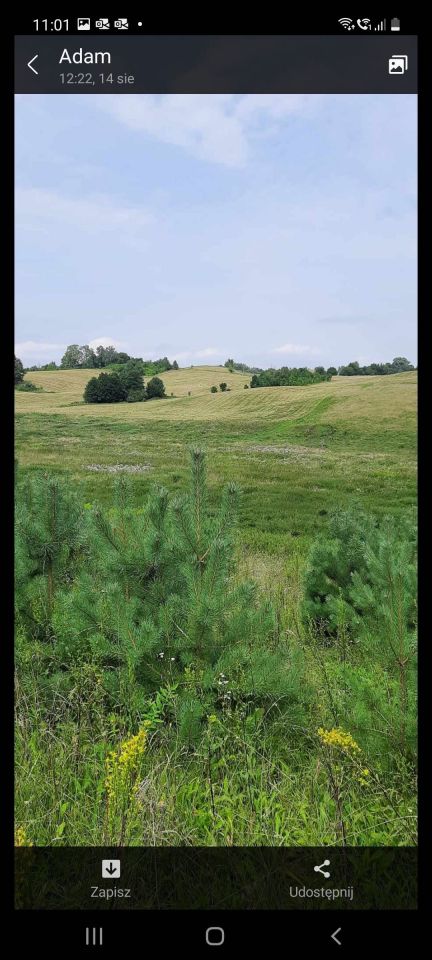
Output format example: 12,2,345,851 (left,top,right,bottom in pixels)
59,49,111,64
